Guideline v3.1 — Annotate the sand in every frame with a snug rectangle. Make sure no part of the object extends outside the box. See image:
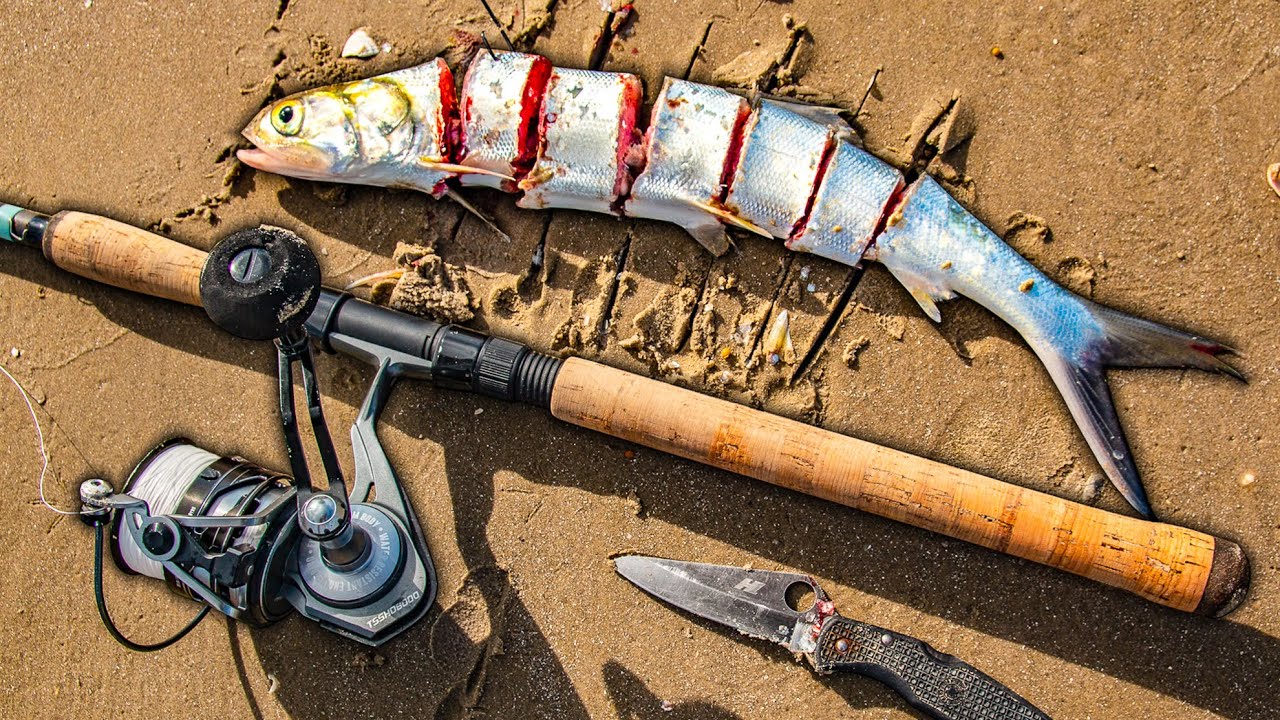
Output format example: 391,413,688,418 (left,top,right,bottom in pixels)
1,1,1278,718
